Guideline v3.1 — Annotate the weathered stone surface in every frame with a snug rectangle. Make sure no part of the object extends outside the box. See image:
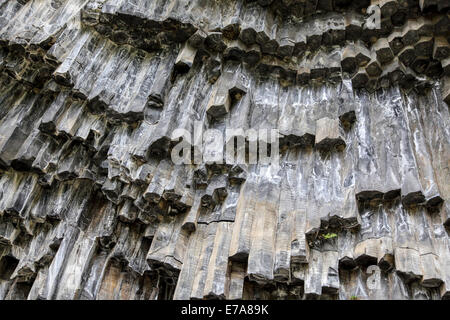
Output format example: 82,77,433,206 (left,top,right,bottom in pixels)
315,117,346,152
0,0,448,301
